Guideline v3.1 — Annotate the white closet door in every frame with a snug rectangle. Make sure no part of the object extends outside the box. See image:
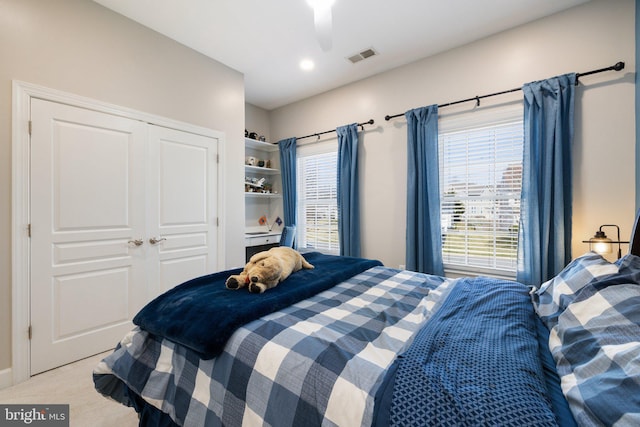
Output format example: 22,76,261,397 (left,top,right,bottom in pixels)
30,99,147,374
146,125,219,297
